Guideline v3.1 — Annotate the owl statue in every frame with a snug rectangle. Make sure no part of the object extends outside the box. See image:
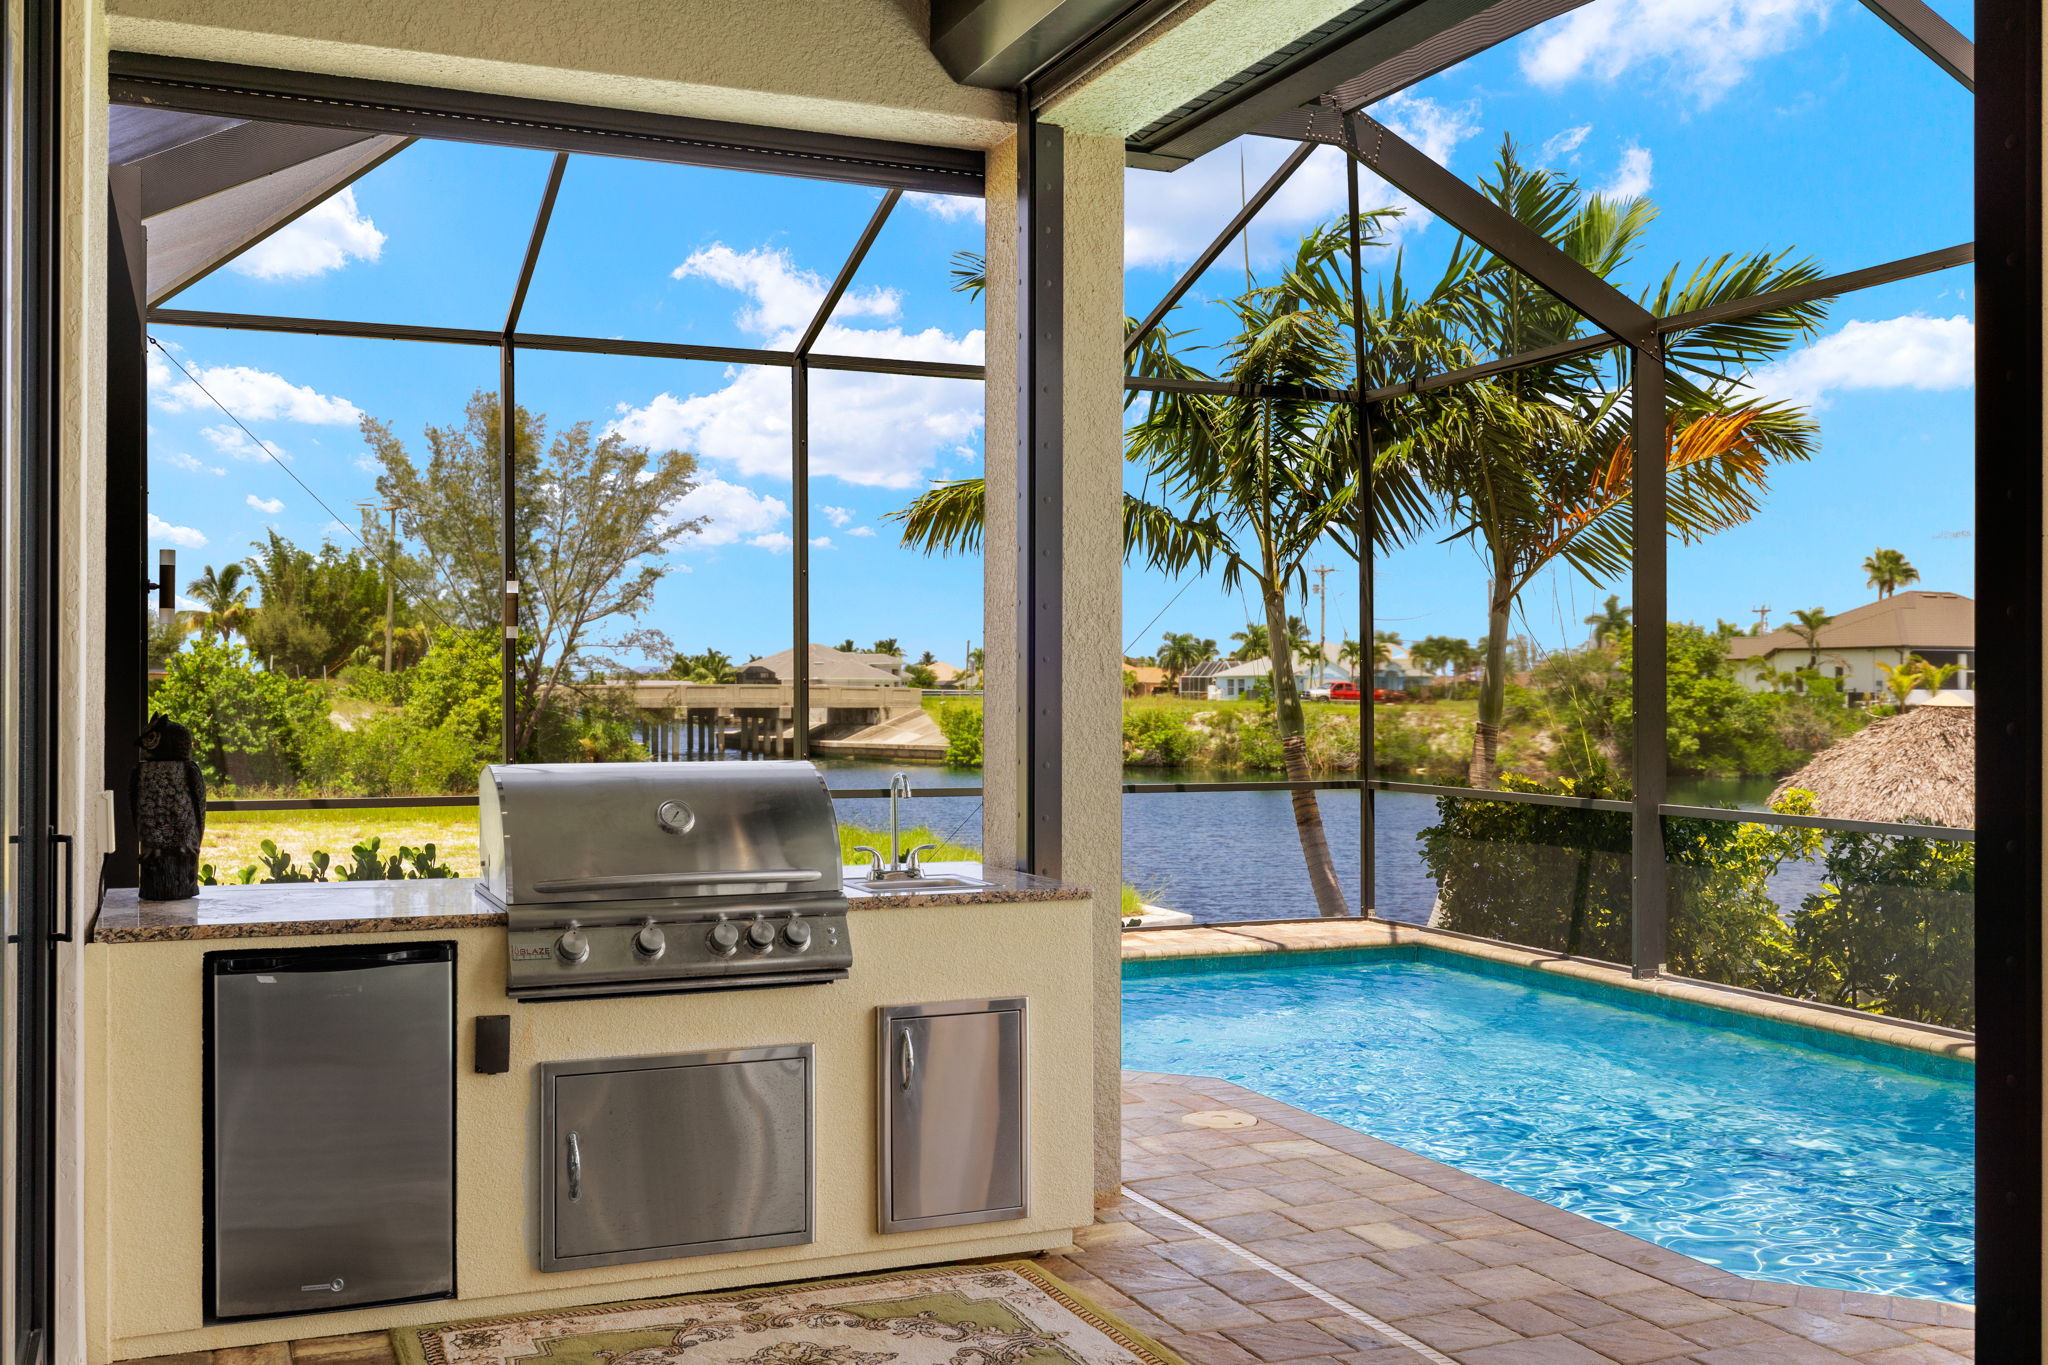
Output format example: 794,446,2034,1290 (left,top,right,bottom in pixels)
131,713,207,900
